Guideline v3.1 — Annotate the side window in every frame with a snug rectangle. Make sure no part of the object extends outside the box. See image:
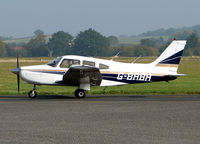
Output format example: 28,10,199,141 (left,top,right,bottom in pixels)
99,63,109,69
60,59,80,68
72,60,80,65
83,61,95,67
